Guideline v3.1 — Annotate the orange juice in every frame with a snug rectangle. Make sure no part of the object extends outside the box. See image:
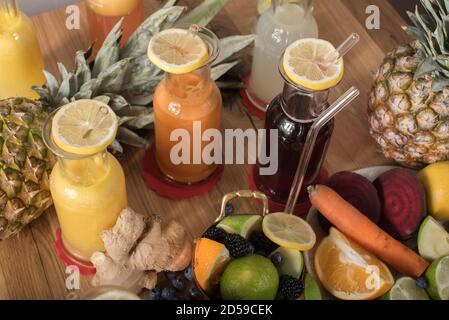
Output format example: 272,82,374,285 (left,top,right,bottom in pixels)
0,0,45,99
86,0,144,50
50,152,127,260
153,67,222,184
